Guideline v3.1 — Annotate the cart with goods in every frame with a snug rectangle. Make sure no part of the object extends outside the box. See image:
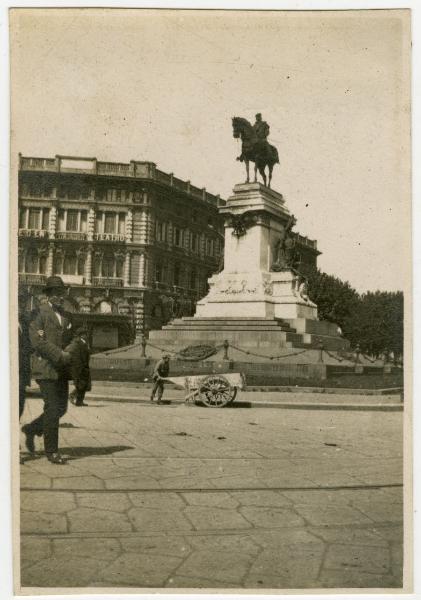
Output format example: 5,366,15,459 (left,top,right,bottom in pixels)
165,372,245,407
